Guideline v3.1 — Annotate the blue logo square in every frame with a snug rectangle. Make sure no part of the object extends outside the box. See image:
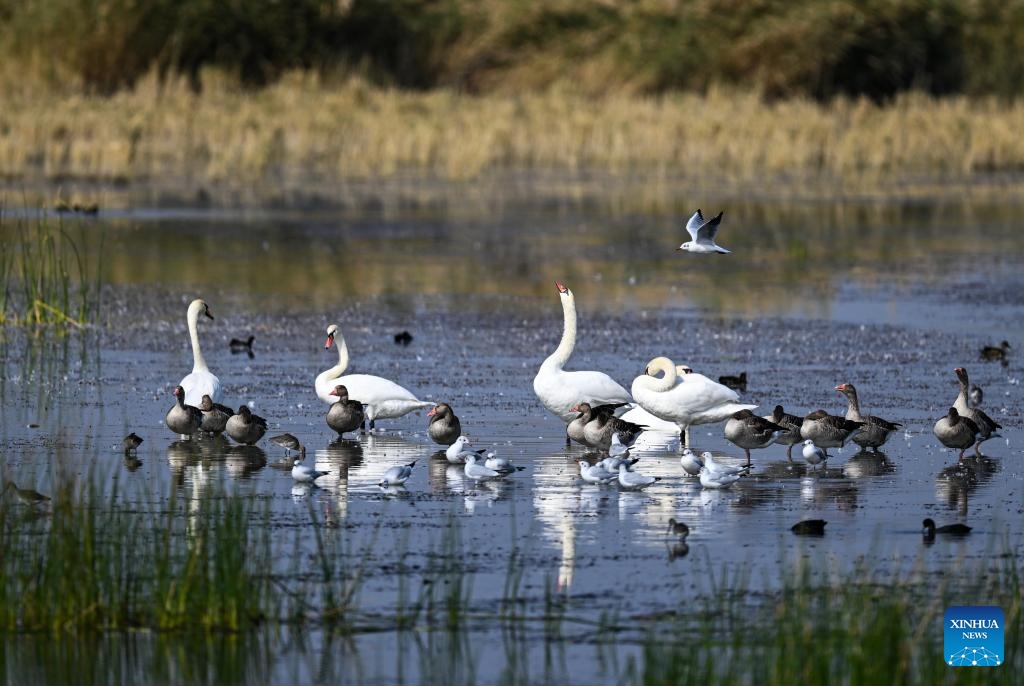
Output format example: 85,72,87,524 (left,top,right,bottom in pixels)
944,606,1004,666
